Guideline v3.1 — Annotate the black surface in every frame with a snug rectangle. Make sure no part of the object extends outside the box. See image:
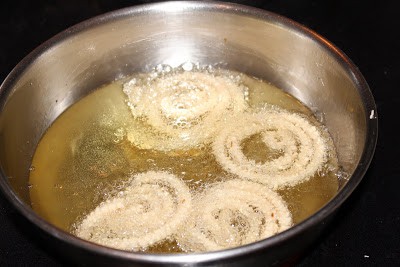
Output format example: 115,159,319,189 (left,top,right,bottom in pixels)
0,0,399,266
